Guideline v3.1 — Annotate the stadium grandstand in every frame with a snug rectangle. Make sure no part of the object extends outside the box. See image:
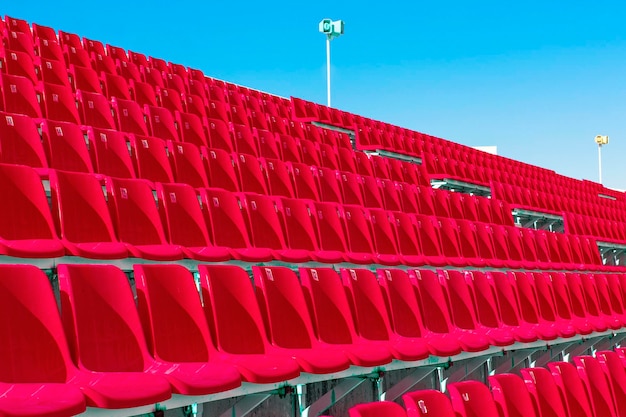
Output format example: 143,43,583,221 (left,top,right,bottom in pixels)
1,9,626,417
